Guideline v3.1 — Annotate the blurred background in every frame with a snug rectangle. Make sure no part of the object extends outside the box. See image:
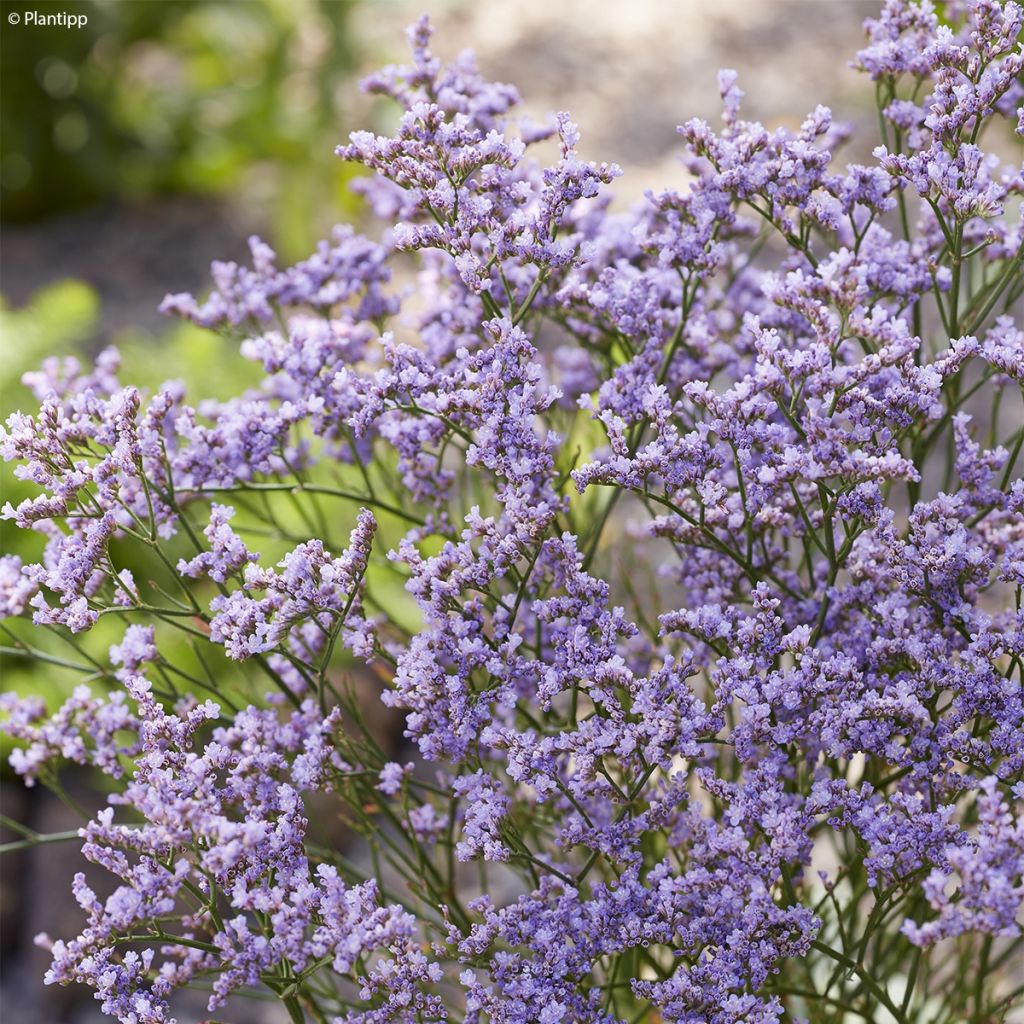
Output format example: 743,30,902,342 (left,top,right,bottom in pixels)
0,0,877,1019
